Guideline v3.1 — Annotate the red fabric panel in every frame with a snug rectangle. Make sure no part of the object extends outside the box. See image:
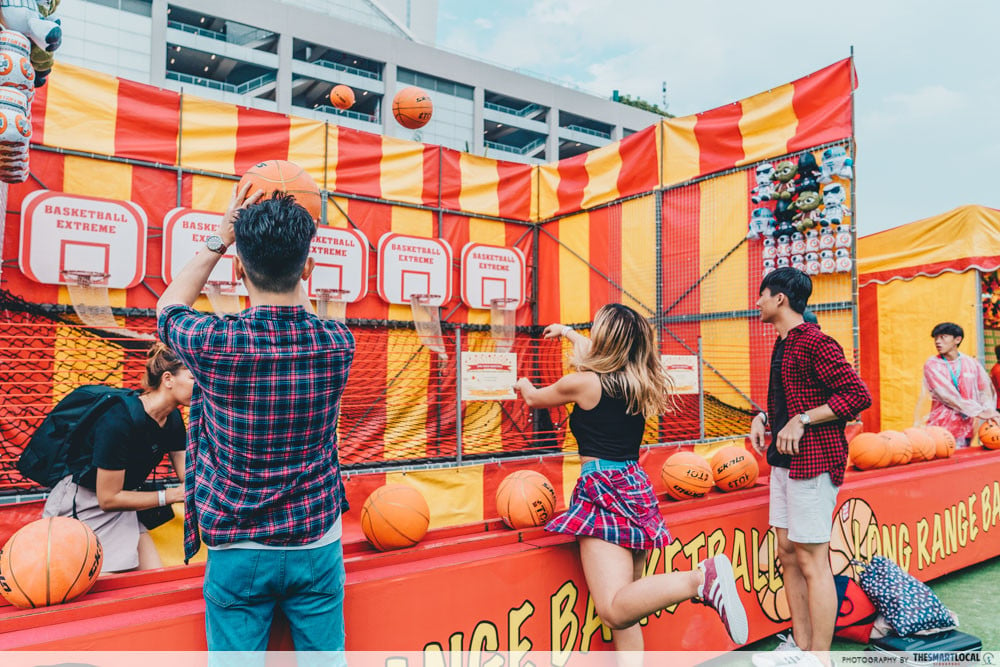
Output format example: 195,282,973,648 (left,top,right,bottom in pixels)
127,166,179,310
343,198,389,322
234,106,291,176
858,284,881,431
496,160,532,221
441,213,471,325
28,80,48,147
694,103,745,177
180,173,194,208
115,80,179,164
506,223,534,328
536,222,561,325
787,58,855,153
616,126,659,198
555,153,587,217
340,471,387,544
437,148,462,212
587,205,617,318
335,128,384,199
338,329,387,466
421,145,440,207
860,257,1000,287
